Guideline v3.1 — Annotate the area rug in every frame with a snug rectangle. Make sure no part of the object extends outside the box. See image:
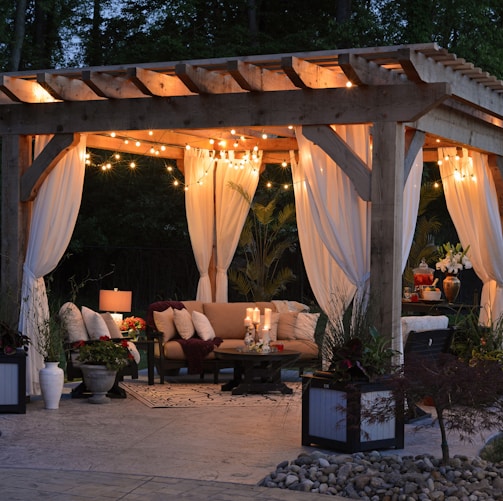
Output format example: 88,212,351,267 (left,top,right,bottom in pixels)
119,380,301,408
